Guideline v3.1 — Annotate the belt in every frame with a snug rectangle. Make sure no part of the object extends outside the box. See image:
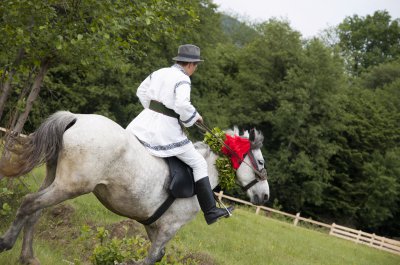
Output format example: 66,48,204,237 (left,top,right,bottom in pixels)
149,100,179,119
